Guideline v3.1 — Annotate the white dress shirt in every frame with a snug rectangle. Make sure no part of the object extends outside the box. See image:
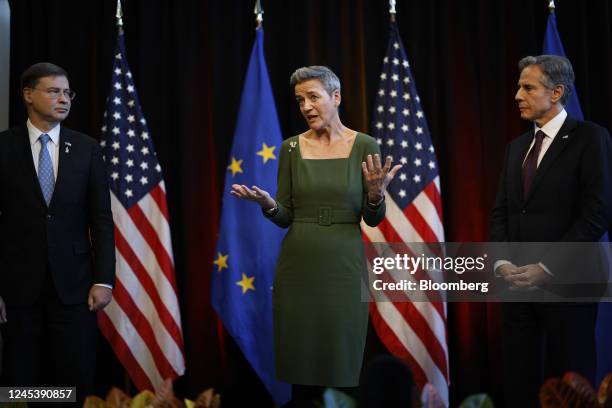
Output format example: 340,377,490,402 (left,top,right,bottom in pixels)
522,109,567,166
27,119,60,179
